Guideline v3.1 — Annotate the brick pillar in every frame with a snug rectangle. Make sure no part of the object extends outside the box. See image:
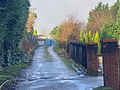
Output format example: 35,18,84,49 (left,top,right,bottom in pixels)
87,43,99,76
101,39,119,90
